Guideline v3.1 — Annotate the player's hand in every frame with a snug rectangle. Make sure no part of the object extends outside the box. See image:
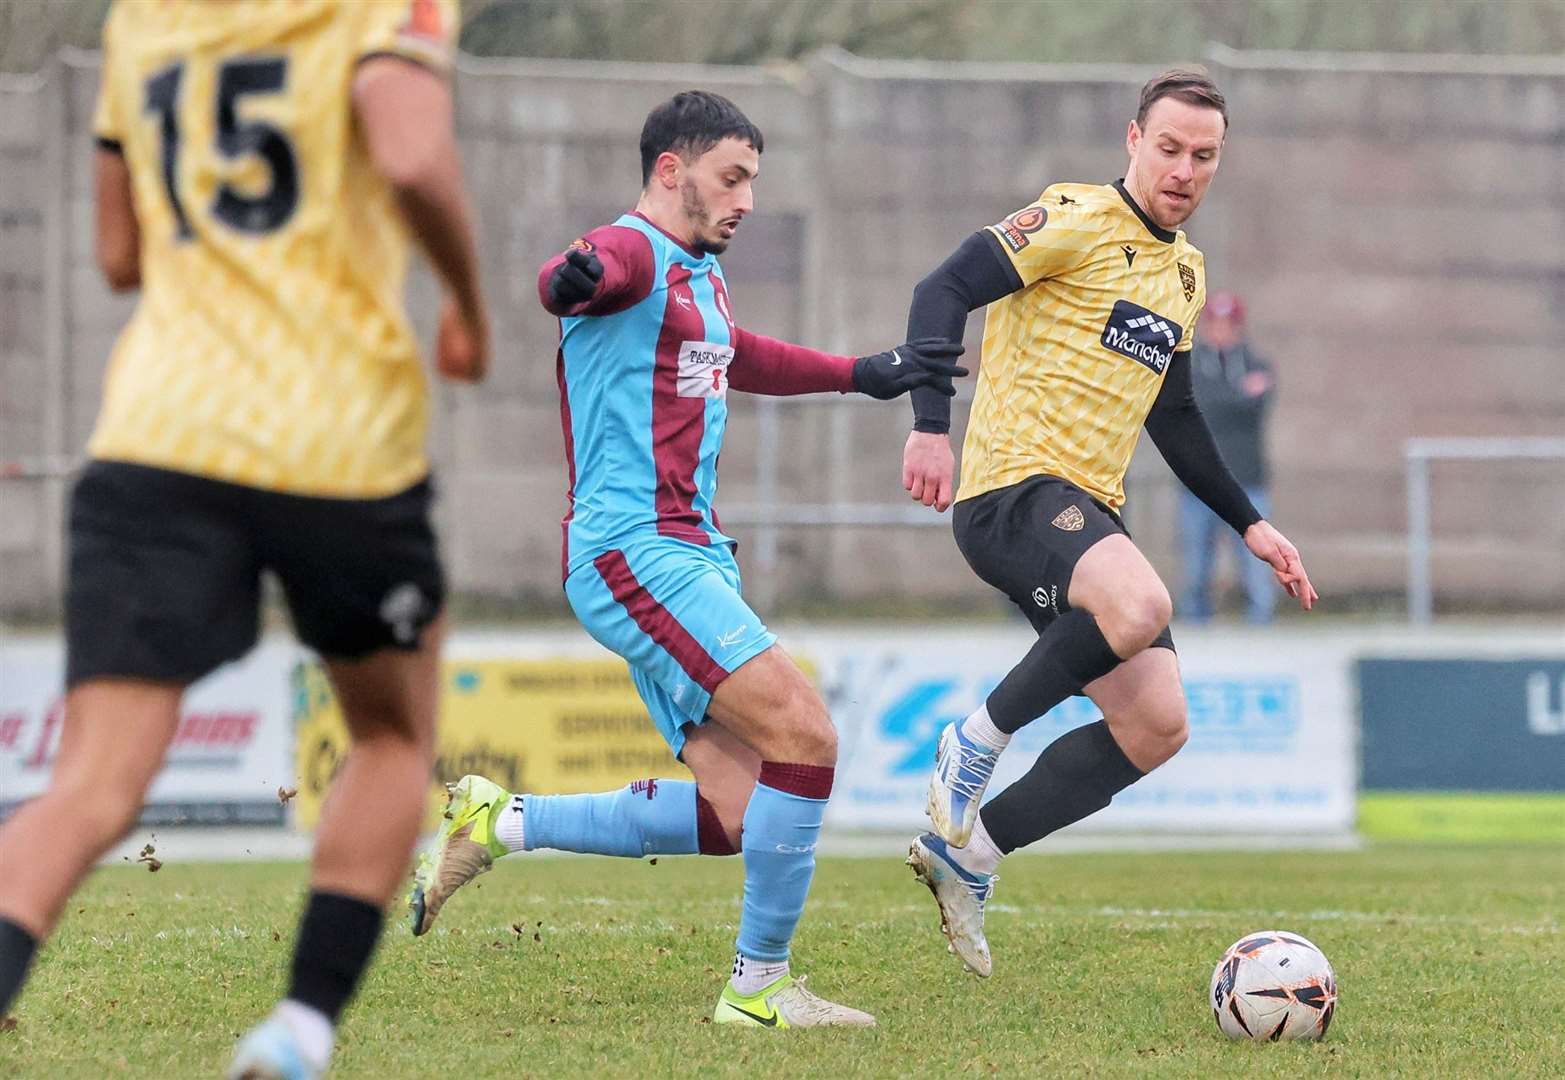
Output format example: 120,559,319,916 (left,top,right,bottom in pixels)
903,430,956,512
436,295,489,383
548,246,603,309
852,338,967,400
1244,520,1318,611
